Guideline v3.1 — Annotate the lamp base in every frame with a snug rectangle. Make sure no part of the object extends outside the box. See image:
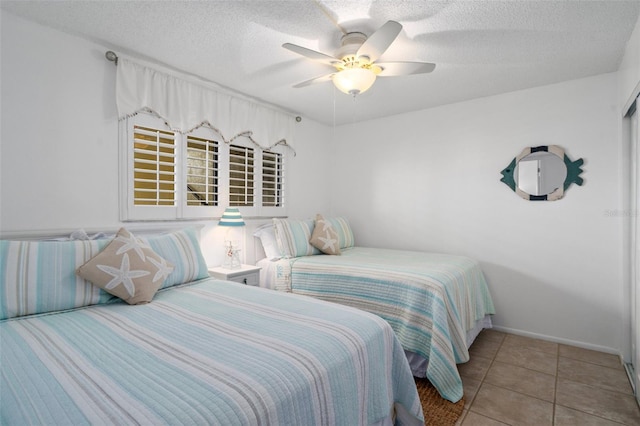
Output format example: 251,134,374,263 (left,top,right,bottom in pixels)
222,243,242,269
222,259,241,270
